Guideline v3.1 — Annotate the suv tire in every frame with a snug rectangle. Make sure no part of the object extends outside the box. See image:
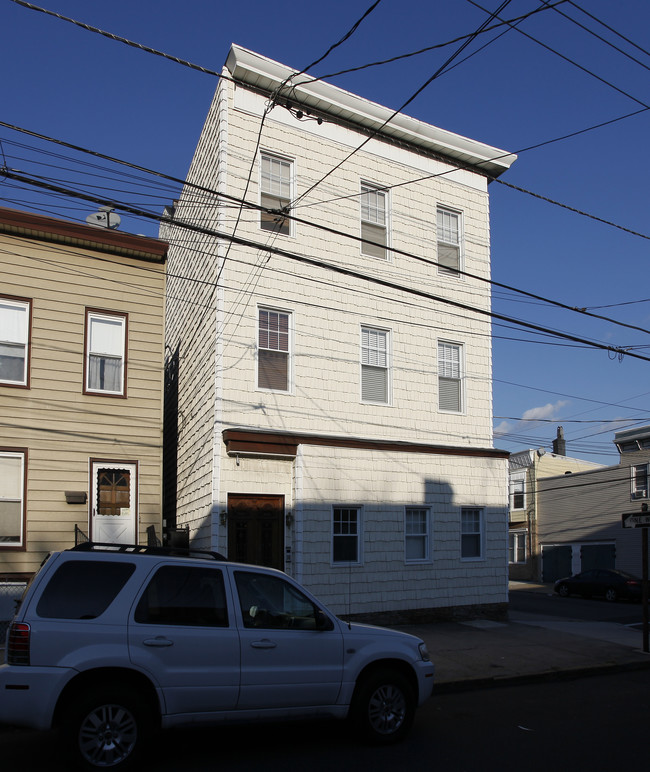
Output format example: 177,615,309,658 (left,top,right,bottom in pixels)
61,684,152,770
351,669,415,744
